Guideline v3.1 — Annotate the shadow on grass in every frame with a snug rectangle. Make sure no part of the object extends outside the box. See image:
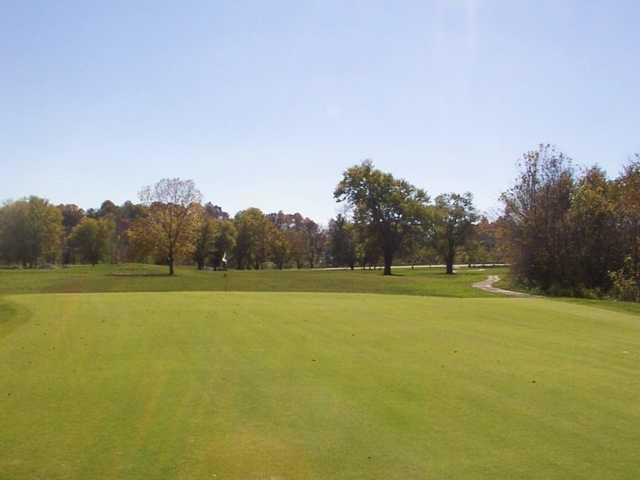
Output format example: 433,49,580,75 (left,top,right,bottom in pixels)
0,298,32,339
